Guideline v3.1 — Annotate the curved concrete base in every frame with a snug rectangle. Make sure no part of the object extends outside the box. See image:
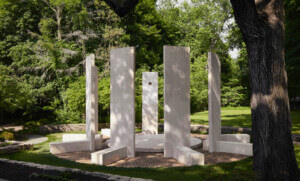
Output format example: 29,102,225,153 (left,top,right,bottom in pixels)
135,134,202,152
